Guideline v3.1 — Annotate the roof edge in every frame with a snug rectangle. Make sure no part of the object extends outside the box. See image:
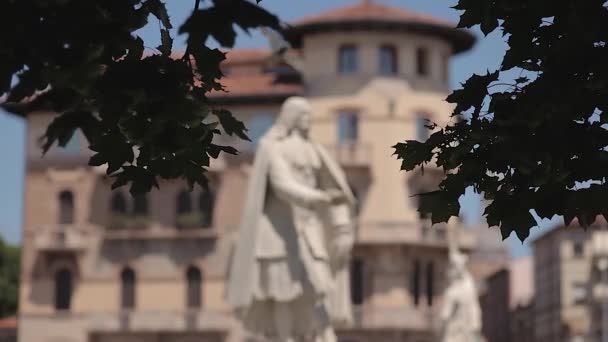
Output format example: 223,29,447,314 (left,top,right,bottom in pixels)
284,20,476,54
